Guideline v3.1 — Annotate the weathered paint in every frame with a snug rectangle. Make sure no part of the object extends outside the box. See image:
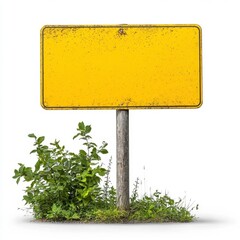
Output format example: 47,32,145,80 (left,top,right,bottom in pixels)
41,25,202,109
